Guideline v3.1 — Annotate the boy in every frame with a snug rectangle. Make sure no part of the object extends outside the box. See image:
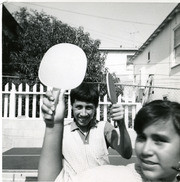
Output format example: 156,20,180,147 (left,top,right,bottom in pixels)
38,83,132,181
